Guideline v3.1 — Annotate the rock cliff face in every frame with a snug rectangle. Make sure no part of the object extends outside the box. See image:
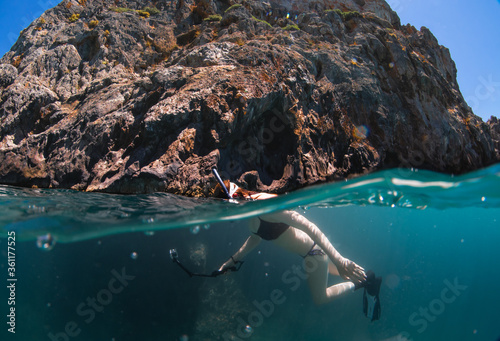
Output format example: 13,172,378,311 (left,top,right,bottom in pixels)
0,0,498,195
